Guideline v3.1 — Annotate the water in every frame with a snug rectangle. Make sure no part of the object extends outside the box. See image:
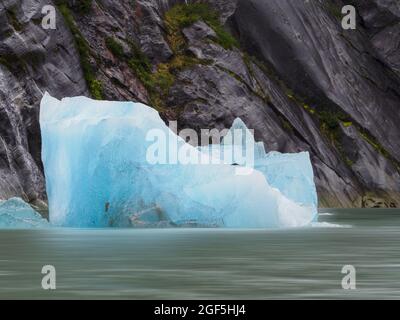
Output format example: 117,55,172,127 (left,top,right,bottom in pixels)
0,209,399,299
